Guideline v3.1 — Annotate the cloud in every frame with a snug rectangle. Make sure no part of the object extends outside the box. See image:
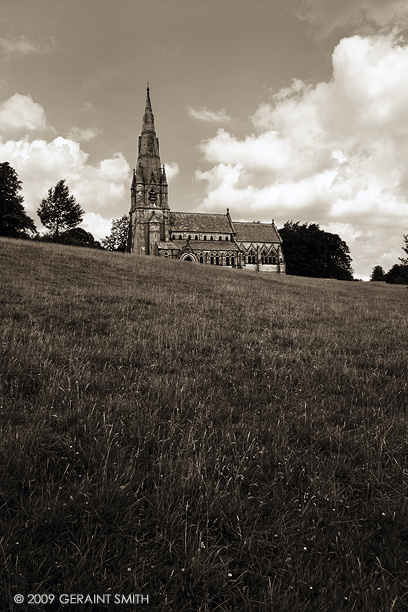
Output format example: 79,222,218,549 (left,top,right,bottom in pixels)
0,93,48,132
0,136,131,228
81,212,112,240
289,0,408,36
188,106,232,123
0,35,56,55
194,33,408,278
67,126,101,142
164,161,180,182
